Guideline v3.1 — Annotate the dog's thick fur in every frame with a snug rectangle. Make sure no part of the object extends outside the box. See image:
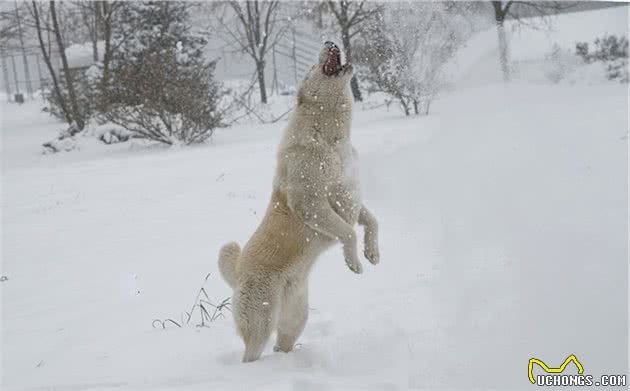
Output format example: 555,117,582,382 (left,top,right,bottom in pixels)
218,43,380,363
